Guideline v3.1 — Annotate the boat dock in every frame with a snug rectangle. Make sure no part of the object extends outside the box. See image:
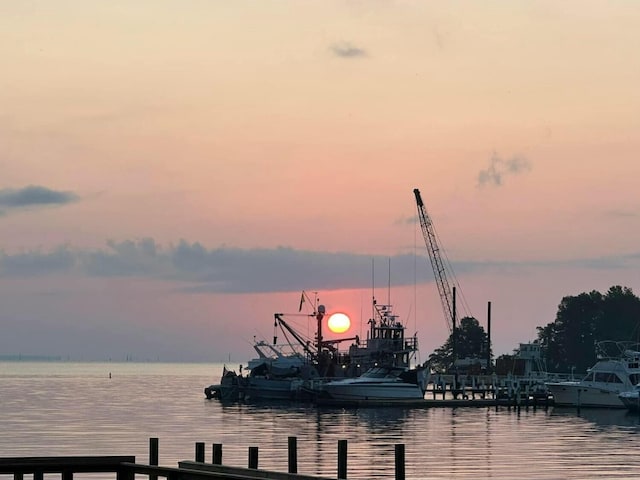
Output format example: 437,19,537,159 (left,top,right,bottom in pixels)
0,437,409,480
